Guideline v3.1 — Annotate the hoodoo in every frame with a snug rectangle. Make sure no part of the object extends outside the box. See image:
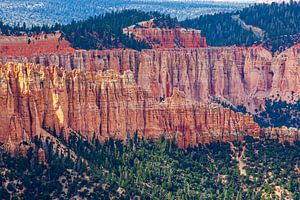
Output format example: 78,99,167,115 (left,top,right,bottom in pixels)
0,62,260,149
0,3,300,199
1,45,299,112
